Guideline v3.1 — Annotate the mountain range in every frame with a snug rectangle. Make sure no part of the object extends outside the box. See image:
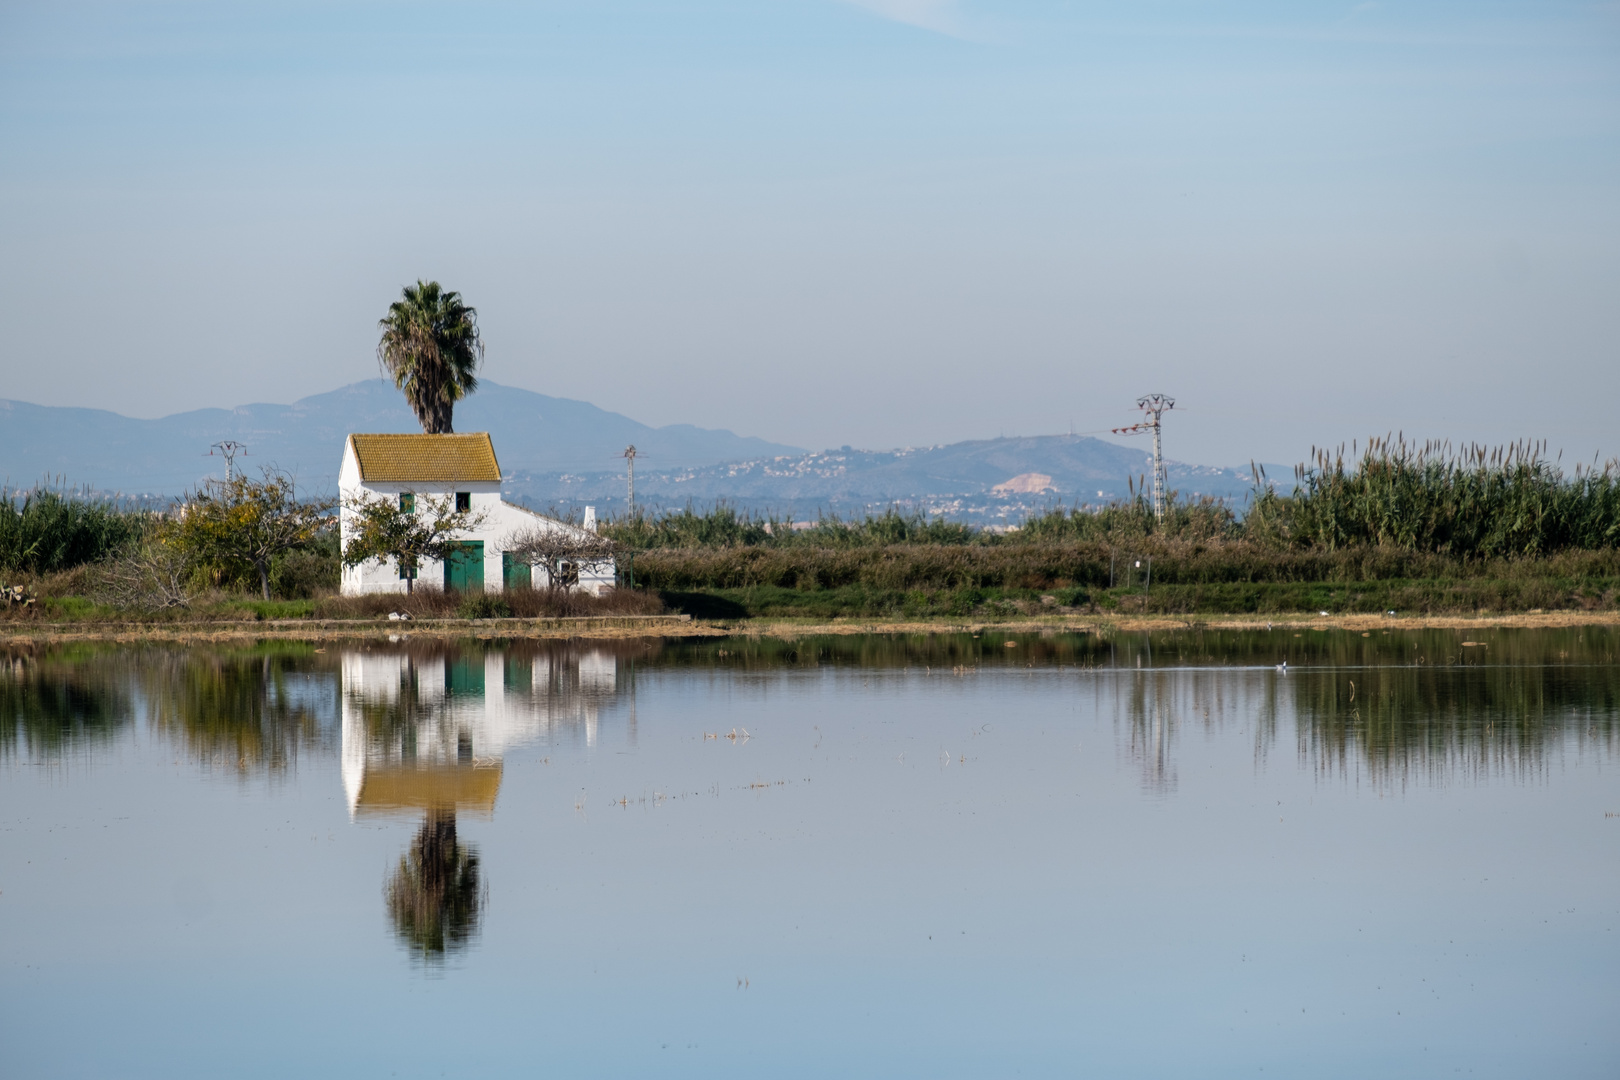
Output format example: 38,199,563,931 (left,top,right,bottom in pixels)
0,380,799,497
505,436,1264,522
0,380,1271,519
